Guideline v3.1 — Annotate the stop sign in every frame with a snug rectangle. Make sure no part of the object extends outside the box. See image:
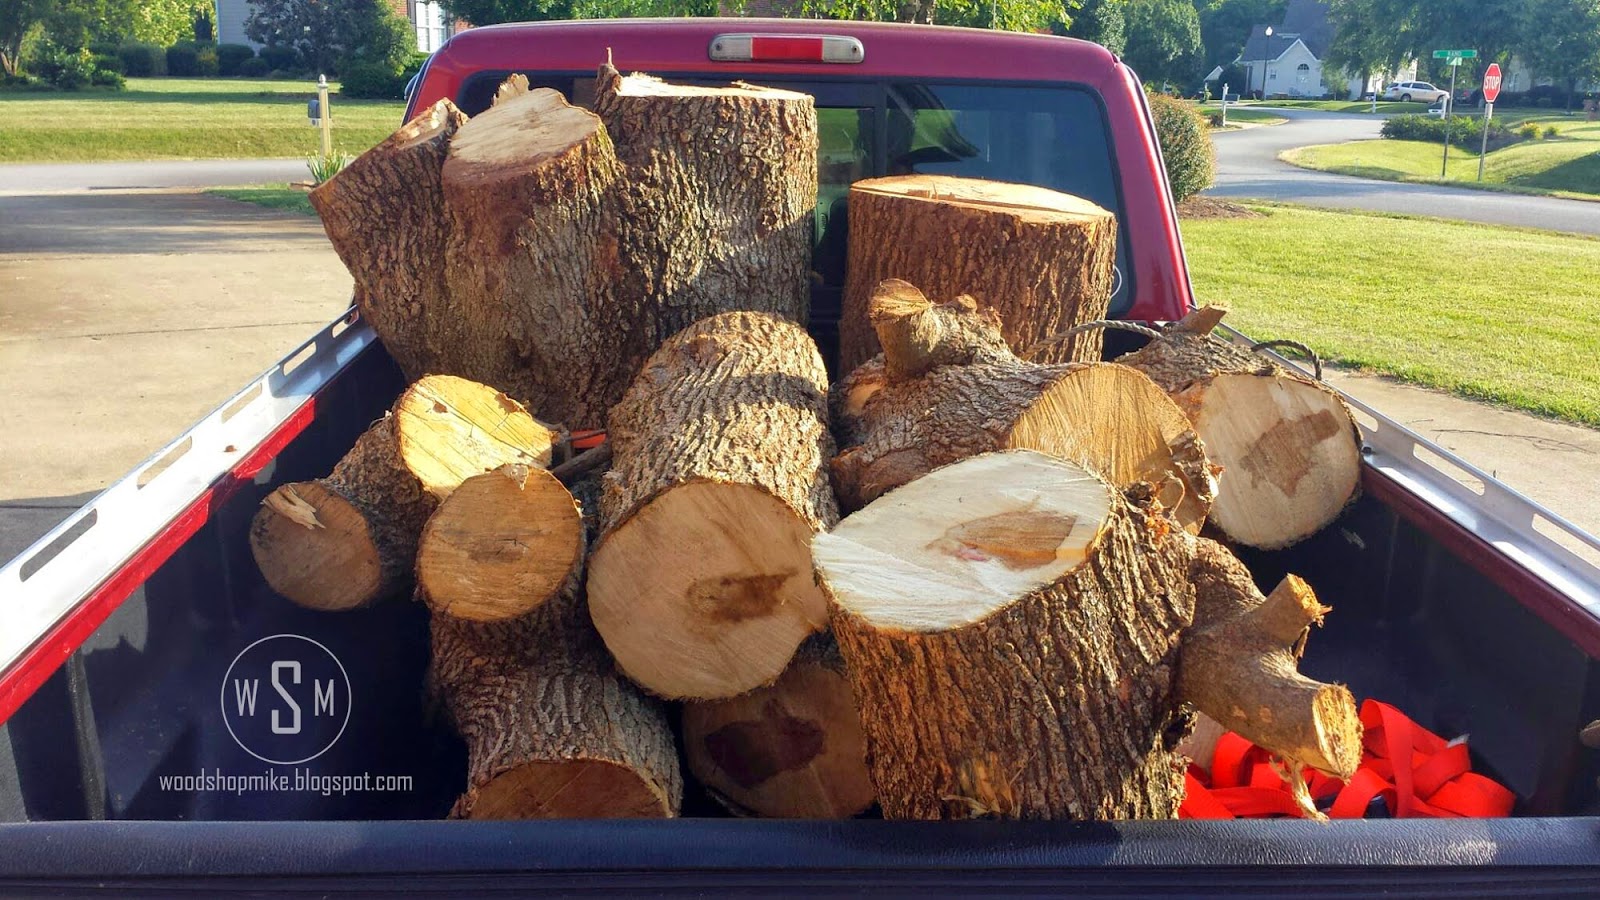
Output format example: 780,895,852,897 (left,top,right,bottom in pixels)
1483,63,1503,103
